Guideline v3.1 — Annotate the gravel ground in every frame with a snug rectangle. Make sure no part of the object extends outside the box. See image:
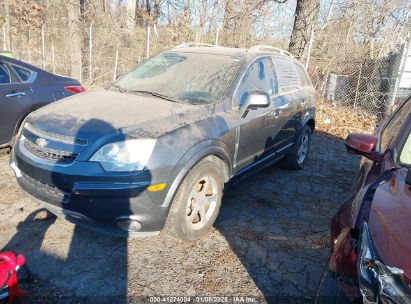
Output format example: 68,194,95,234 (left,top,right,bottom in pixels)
0,131,359,303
